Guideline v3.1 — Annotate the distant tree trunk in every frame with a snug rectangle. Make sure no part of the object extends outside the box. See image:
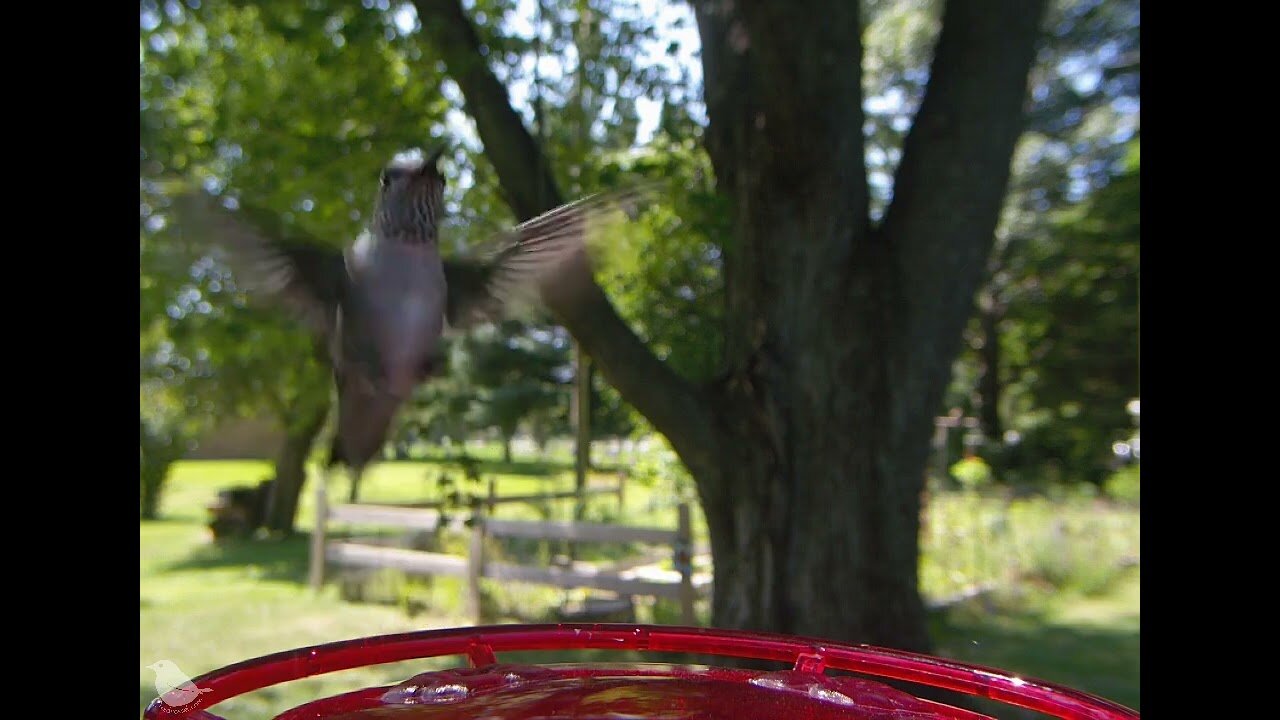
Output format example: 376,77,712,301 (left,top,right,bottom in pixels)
140,421,182,520
265,393,331,535
977,312,998,443
533,428,550,459
502,432,513,464
140,438,167,515
420,0,1046,651
978,289,1004,443
140,456,168,521
140,465,167,520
